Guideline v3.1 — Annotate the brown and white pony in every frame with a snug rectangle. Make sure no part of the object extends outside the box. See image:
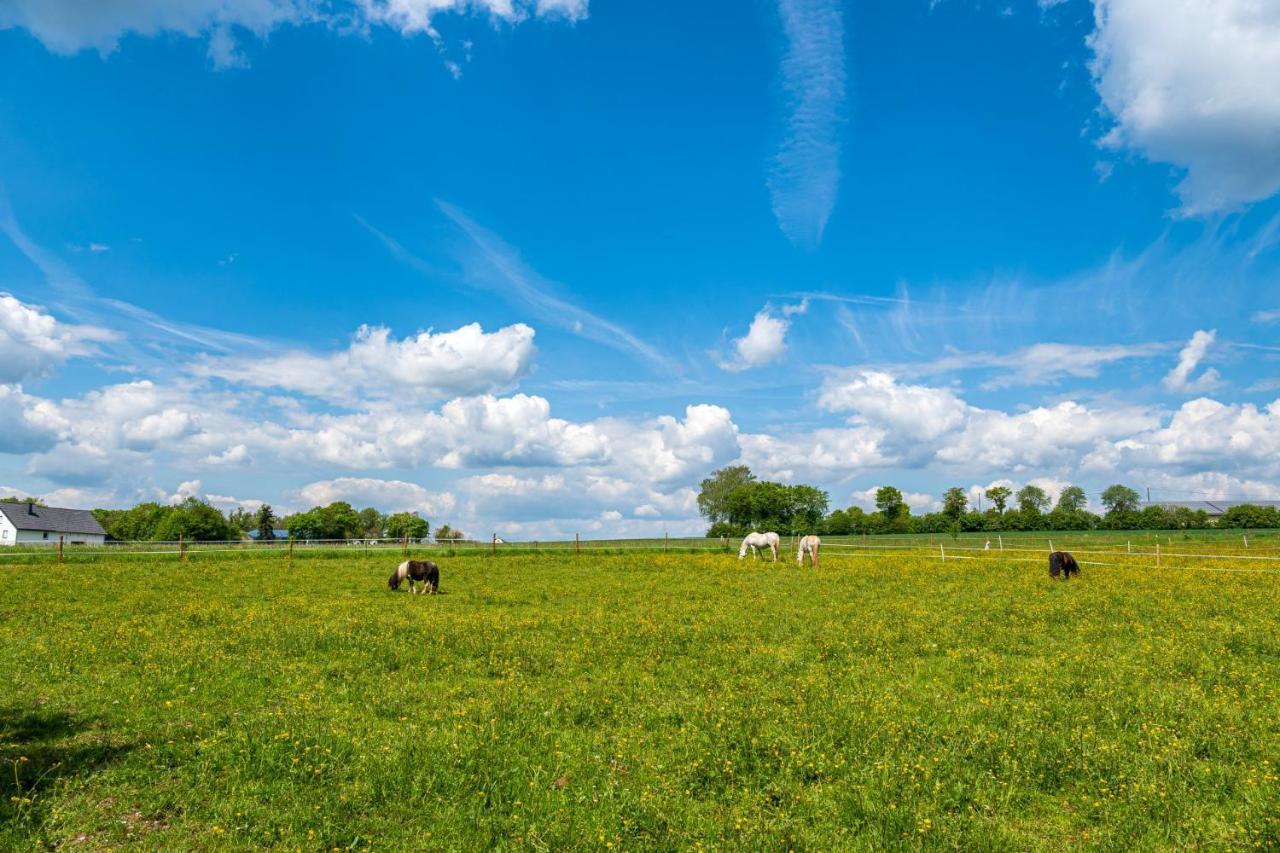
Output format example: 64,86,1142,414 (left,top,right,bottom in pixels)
388,559,439,594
